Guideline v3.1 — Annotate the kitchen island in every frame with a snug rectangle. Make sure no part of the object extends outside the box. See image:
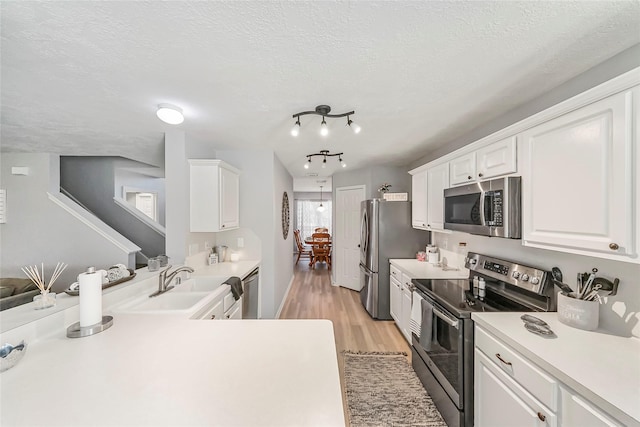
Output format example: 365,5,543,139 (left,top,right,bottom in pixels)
0,262,345,426
0,316,345,426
